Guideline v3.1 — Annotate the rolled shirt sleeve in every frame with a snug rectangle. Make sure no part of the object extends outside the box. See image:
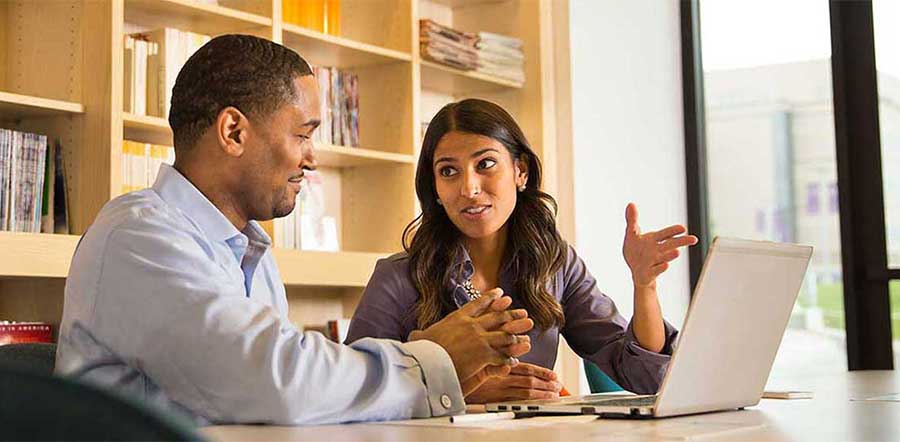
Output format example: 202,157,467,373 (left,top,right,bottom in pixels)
559,245,679,395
